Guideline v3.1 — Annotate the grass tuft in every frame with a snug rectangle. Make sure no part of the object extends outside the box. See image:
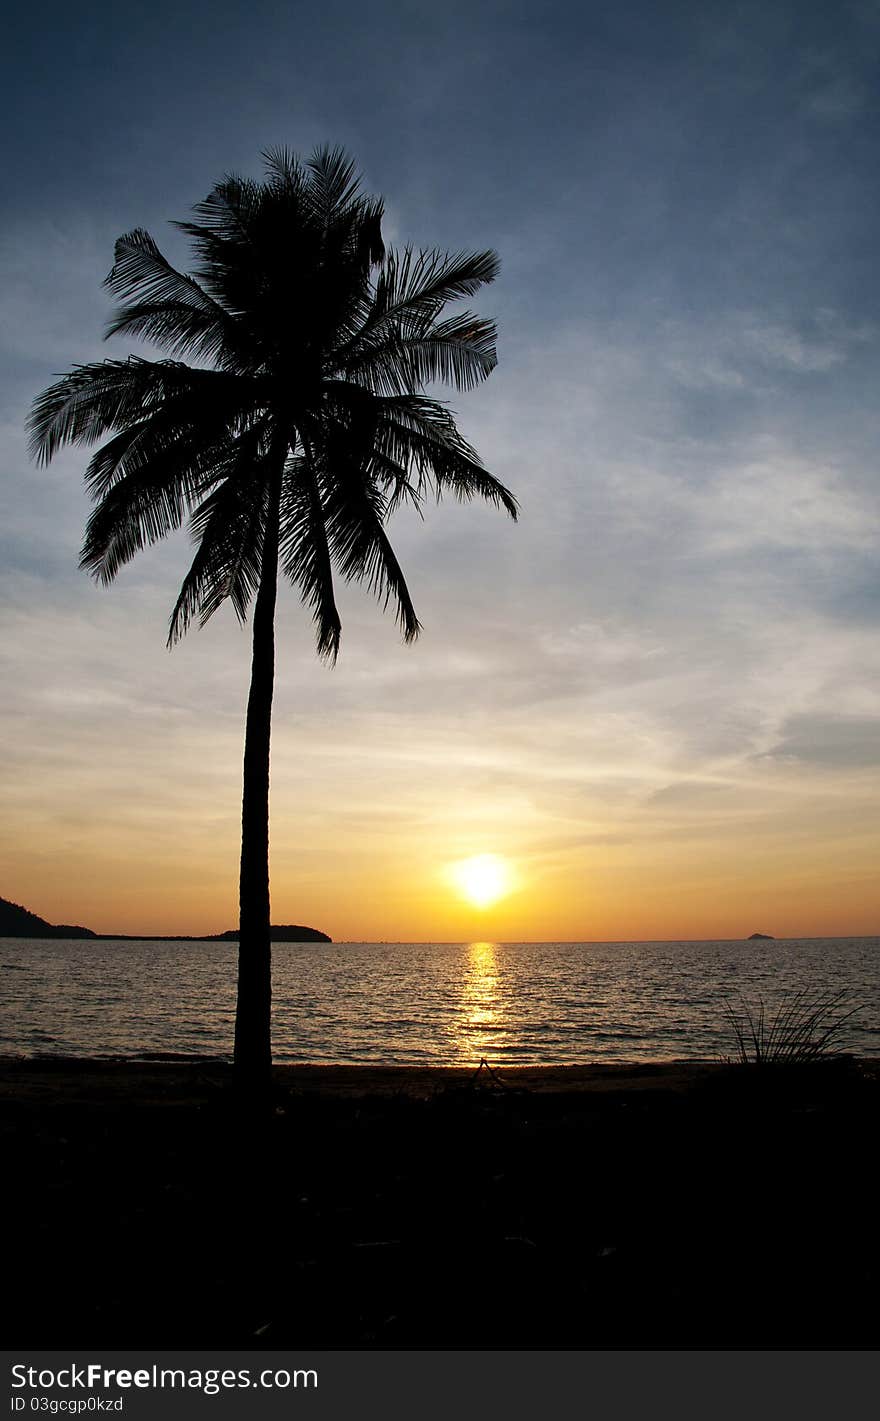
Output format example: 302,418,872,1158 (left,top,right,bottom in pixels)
723,989,863,1067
